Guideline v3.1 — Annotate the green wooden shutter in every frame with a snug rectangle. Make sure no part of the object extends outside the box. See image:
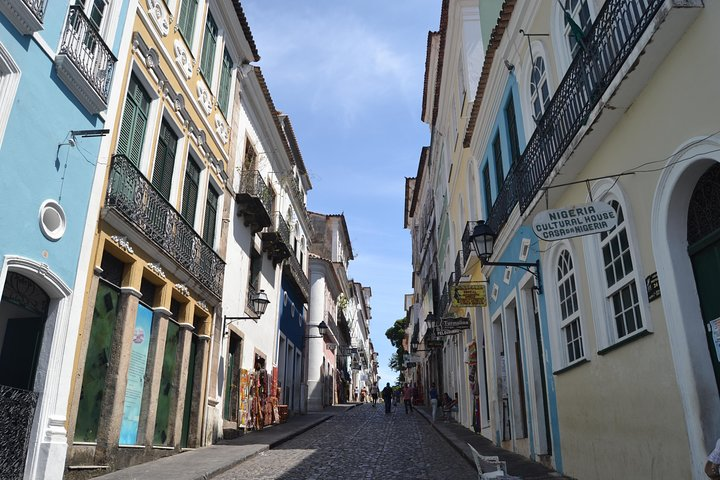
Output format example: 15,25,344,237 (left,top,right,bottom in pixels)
203,186,218,245
218,49,232,116
181,159,200,224
178,0,198,45
117,76,150,165
152,121,178,200
199,12,217,85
